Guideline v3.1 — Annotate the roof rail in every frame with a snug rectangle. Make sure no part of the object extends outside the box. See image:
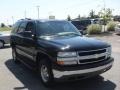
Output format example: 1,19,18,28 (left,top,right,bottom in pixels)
18,18,32,21
25,18,31,20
